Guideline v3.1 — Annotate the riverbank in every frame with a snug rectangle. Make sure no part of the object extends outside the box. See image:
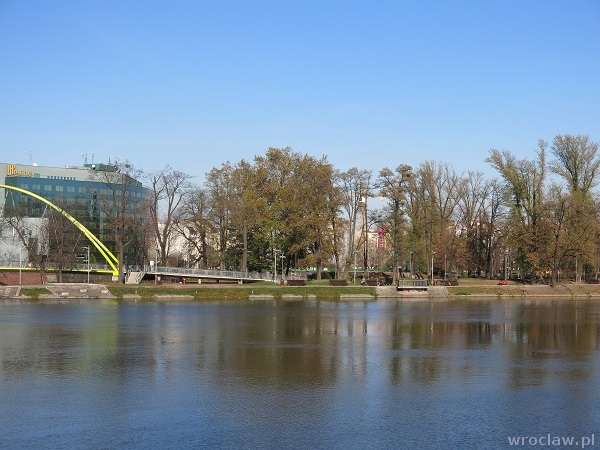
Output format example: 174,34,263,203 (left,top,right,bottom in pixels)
5,279,600,300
